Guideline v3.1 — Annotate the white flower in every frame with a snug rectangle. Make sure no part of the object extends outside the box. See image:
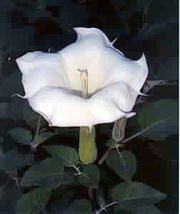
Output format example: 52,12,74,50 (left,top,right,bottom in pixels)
16,27,148,129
